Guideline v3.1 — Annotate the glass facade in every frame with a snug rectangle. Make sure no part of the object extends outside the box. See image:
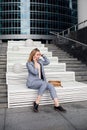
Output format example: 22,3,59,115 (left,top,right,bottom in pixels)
0,0,77,39
30,0,77,35
0,0,21,35
0,0,30,35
